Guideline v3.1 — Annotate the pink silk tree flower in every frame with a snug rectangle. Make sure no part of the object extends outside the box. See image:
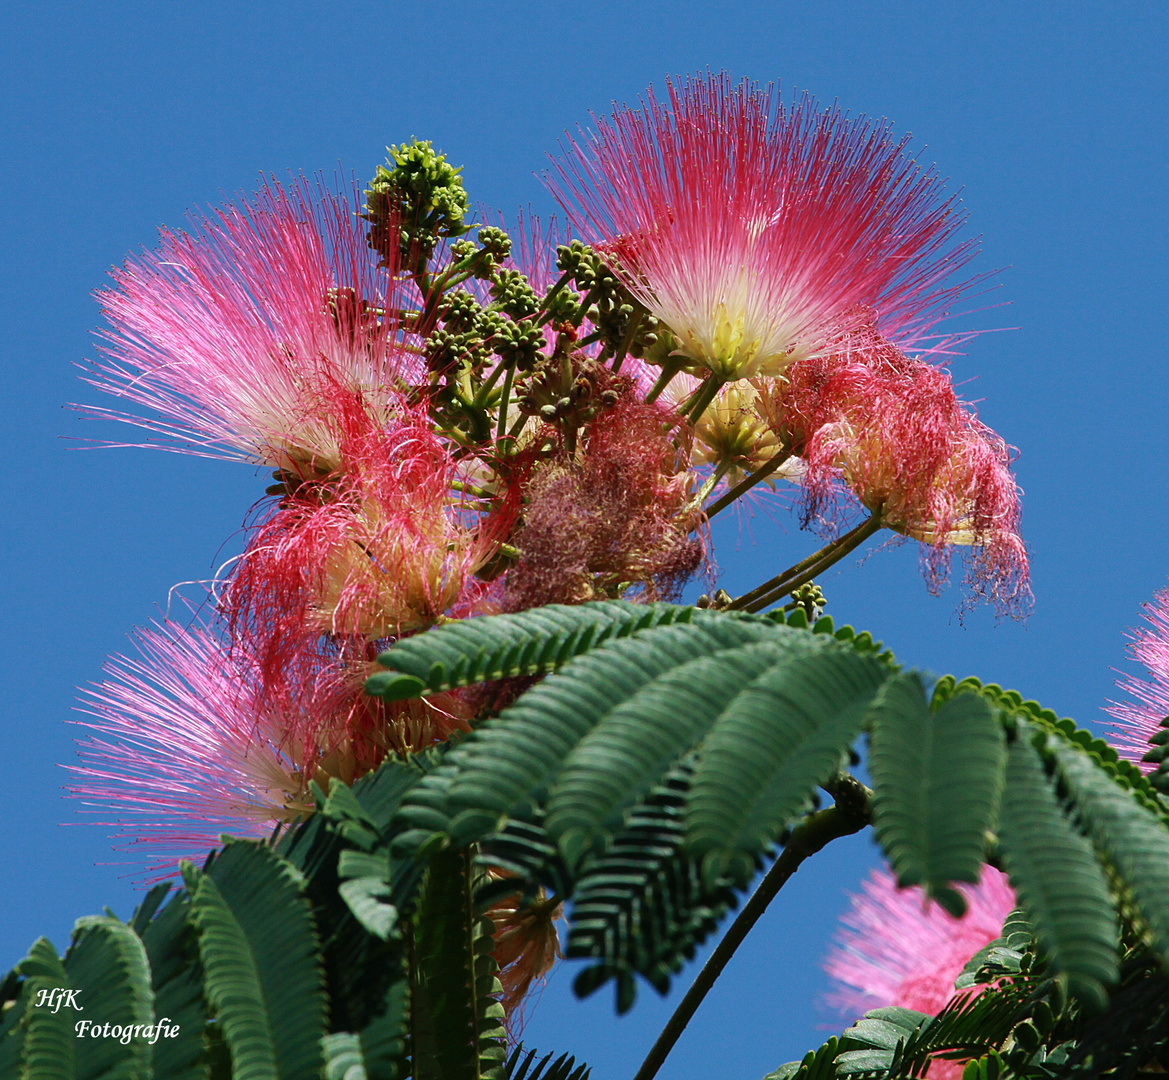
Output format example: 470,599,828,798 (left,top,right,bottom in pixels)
226,389,518,684
825,866,1017,1079
545,73,979,381
82,177,420,470
68,622,324,874
69,622,473,876
1106,588,1169,770
771,315,1030,616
